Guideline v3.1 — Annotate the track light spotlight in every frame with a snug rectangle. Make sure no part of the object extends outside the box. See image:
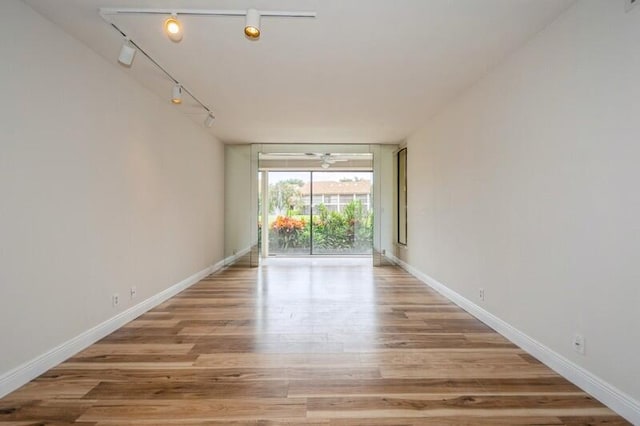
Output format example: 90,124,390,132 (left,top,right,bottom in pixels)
118,39,136,66
171,84,182,104
204,114,215,128
164,14,183,42
244,8,261,40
